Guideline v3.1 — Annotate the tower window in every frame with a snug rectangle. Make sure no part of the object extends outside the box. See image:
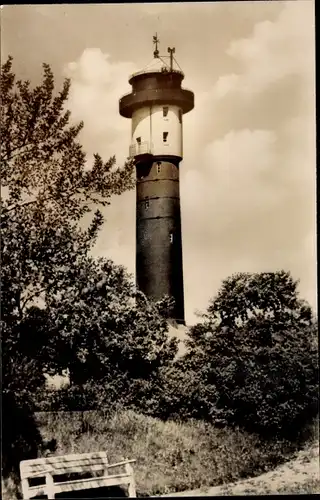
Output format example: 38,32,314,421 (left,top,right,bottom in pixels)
136,137,141,145
157,161,161,174
163,132,168,143
145,200,149,209
170,232,173,243
163,106,169,117
178,109,182,123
